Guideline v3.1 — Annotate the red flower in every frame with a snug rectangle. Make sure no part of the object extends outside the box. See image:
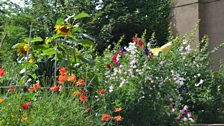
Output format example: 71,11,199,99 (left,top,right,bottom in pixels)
22,102,32,110
77,79,85,87
81,90,86,95
28,87,35,92
0,68,4,77
68,75,76,83
132,37,144,48
79,95,88,102
112,54,120,66
101,114,111,122
114,115,123,121
8,88,15,92
33,83,41,90
58,74,67,84
50,84,58,92
107,64,111,71
59,67,67,75
98,89,106,94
